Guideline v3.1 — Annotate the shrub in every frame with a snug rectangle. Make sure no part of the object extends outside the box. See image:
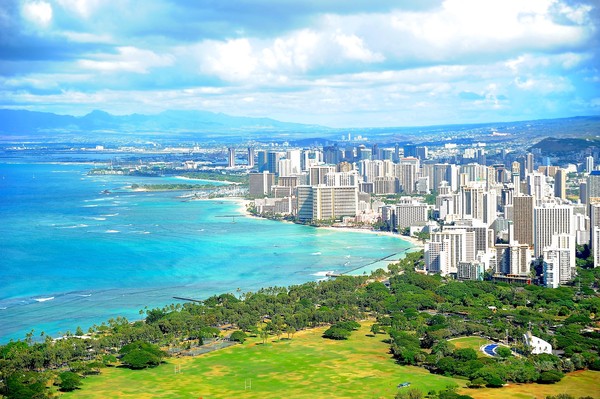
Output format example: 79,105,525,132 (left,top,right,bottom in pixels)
230,330,247,343
121,348,161,369
323,326,351,340
538,370,564,384
58,371,82,392
485,376,505,388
